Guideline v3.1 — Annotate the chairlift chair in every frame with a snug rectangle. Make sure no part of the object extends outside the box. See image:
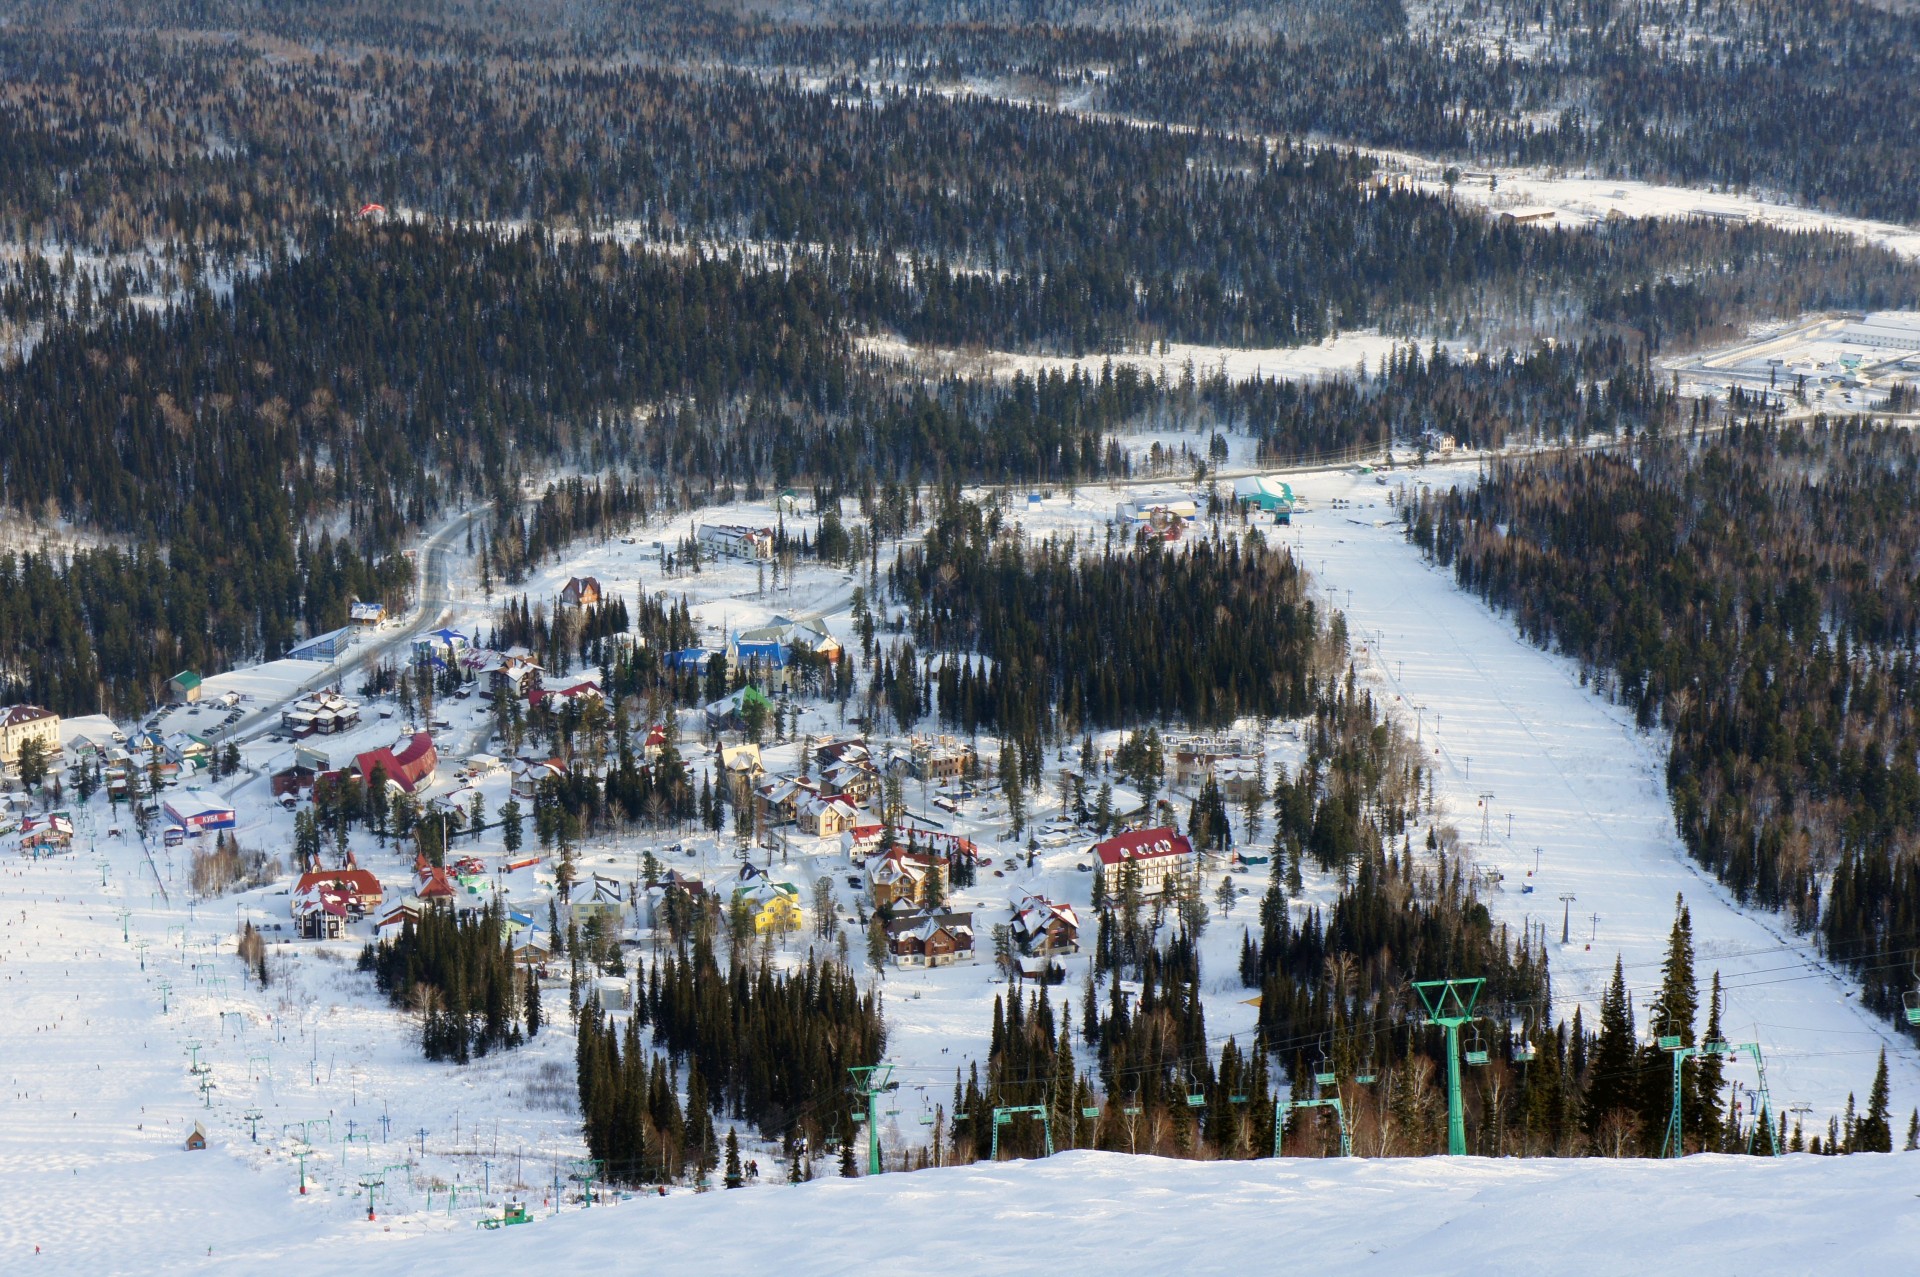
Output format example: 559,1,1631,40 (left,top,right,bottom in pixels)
1511,1038,1536,1064
1355,1054,1378,1085
1656,1034,1683,1051
1182,1068,1207,1107
1081,1105,1101,1119
1905,986,1920,1028
1463,1028,1490,1067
